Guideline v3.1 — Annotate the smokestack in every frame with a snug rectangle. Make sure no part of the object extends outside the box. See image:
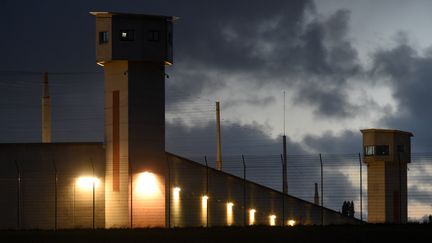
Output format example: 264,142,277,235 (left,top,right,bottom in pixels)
42,72,51,143
216,101,222,170
314,183,320,205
